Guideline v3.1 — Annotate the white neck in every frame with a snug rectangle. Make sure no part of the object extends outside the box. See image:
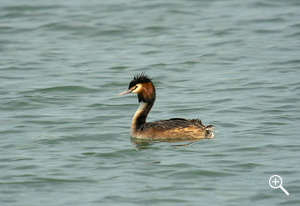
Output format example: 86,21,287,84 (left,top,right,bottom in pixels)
131,102,147,136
